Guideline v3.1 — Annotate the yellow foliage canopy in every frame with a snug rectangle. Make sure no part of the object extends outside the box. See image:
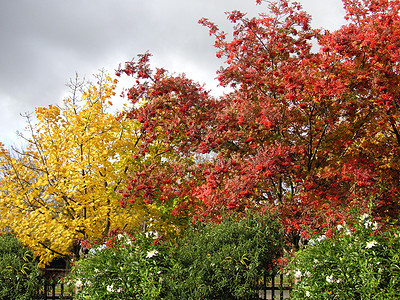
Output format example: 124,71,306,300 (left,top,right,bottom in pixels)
0,74,160,266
